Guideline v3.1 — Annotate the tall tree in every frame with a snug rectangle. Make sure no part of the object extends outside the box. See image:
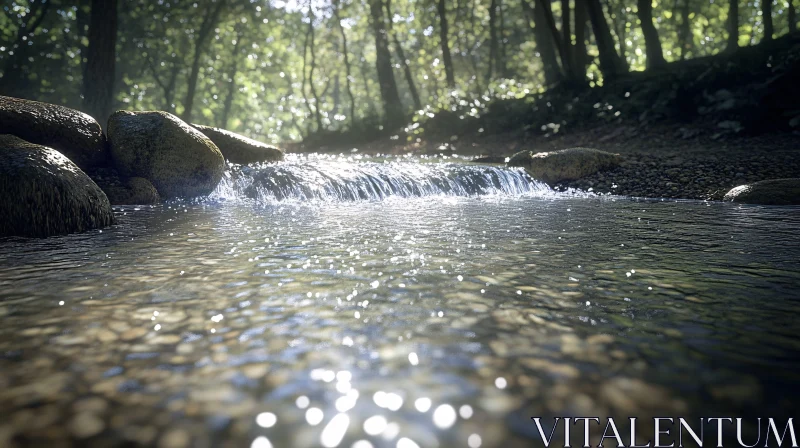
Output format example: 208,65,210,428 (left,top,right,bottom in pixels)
304,5,324,132
562,0,573,75
636,0,666,68
762,0,774,41
437,0,456,88
790,0,797,32
726,0,739,51
368,0,404,129
497,0,509,78
182,1,226,123
522,0,562,85
586,0,626,78
332,0,357,125
573,0,589,76
606,0,630,70
83,0,119,126
385,0,422,111
487,0,499,82
677,0,694,60
220,28,244,130
534,0,582,82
